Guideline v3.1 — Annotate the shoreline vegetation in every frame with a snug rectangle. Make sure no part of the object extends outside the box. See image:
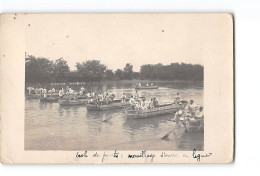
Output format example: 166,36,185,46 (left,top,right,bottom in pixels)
25,55,203,85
